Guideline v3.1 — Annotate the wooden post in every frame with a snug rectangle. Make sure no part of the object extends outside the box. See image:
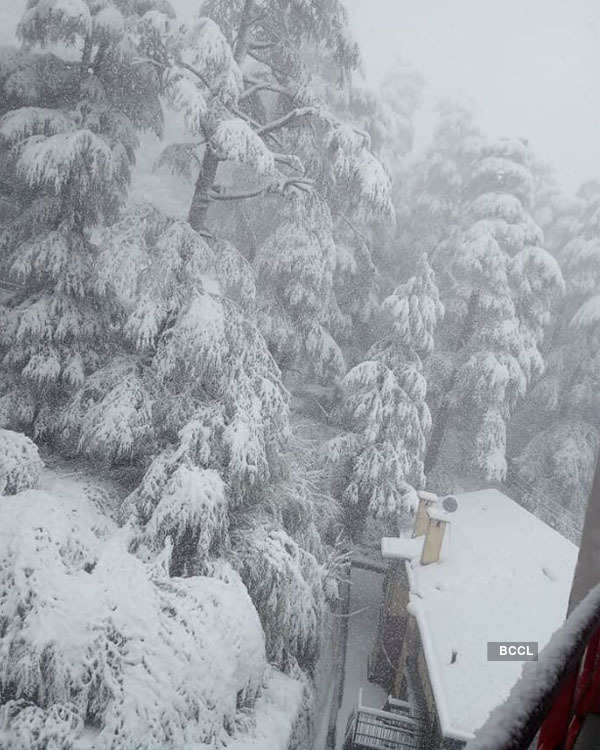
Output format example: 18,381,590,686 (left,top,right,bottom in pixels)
421,518,448,565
